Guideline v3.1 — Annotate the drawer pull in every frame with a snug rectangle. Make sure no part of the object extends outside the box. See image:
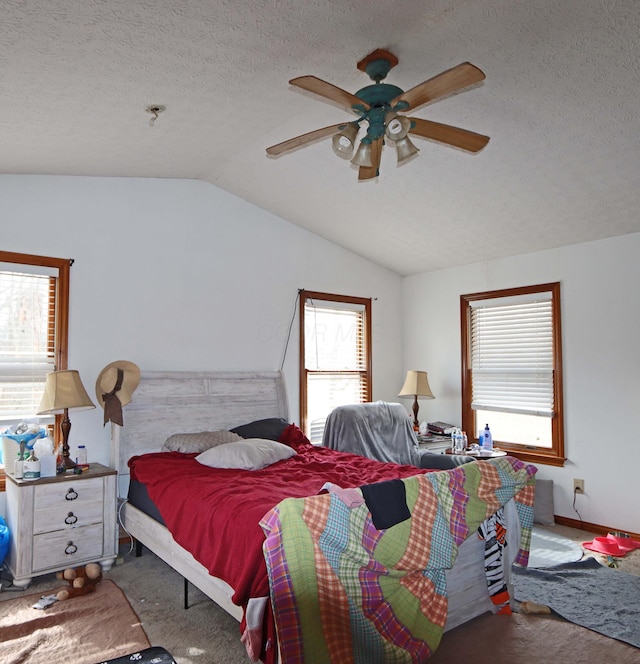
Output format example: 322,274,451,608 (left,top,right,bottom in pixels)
64,512,78,525
65,488,78,501
65,541,78,555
